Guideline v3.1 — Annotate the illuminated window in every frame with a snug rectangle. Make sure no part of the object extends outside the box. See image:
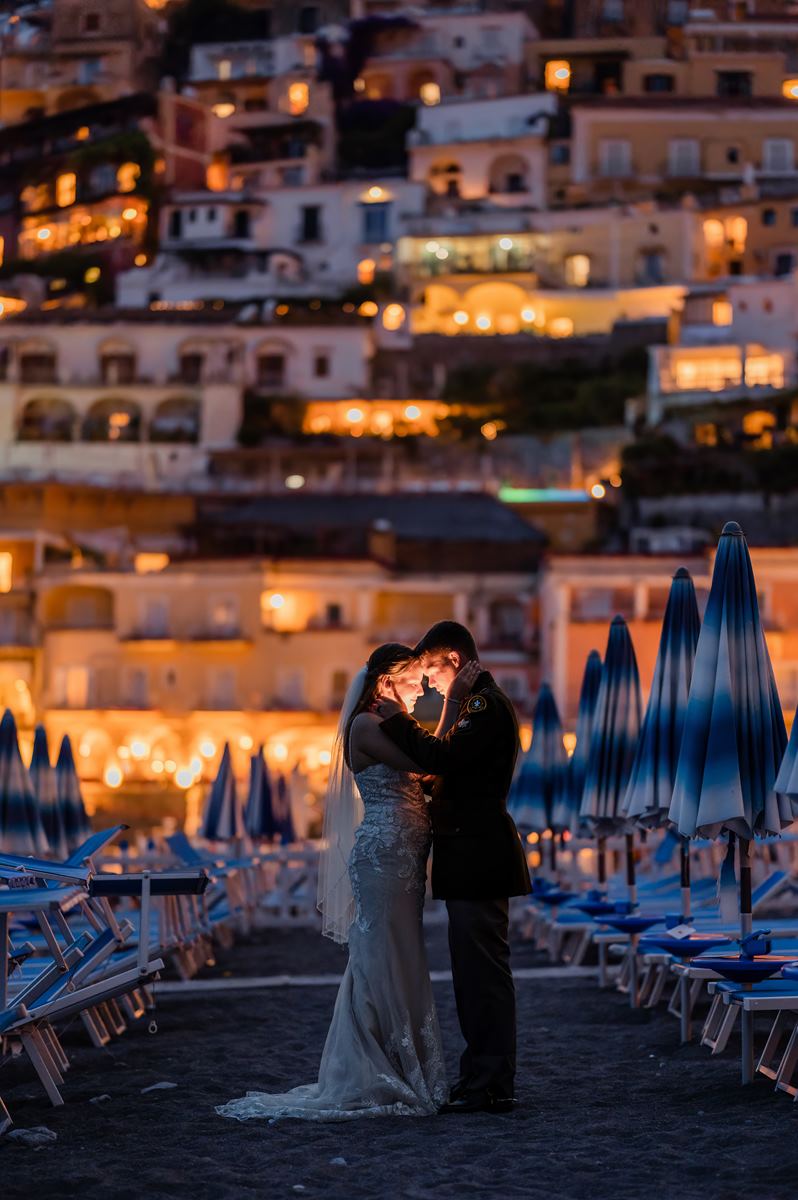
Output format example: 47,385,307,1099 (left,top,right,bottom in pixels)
564,254,590,288
712,299,733,326
703,218,725,248
134,553,169,574
357,257,375,284
694,423,718,447
742,410,776,445
218,59,232,81
420,81,440,106
288,82,309,115
726,216,747,253
56,173,76,207
671,356,742,392
382,303,405,331
116,162,141,193
745,355,784,389
549,317,574,338
545,60,571,92
0,552,12,593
